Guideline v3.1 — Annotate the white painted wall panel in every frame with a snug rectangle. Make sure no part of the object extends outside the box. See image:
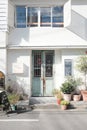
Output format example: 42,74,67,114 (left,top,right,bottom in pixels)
8,28,87,47
7,49,31,96
67,0,87,40
0,32,7,47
